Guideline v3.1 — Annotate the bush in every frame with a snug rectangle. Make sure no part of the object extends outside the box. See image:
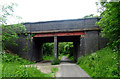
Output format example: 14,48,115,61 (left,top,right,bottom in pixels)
58,42,73,55
1,52,34,65
43,43,54,56
51,58,60,65
97,2,120,50
2,63,52,77
43,55,54,60
2,53,53,77
43,42,74,61
77,47,119,78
